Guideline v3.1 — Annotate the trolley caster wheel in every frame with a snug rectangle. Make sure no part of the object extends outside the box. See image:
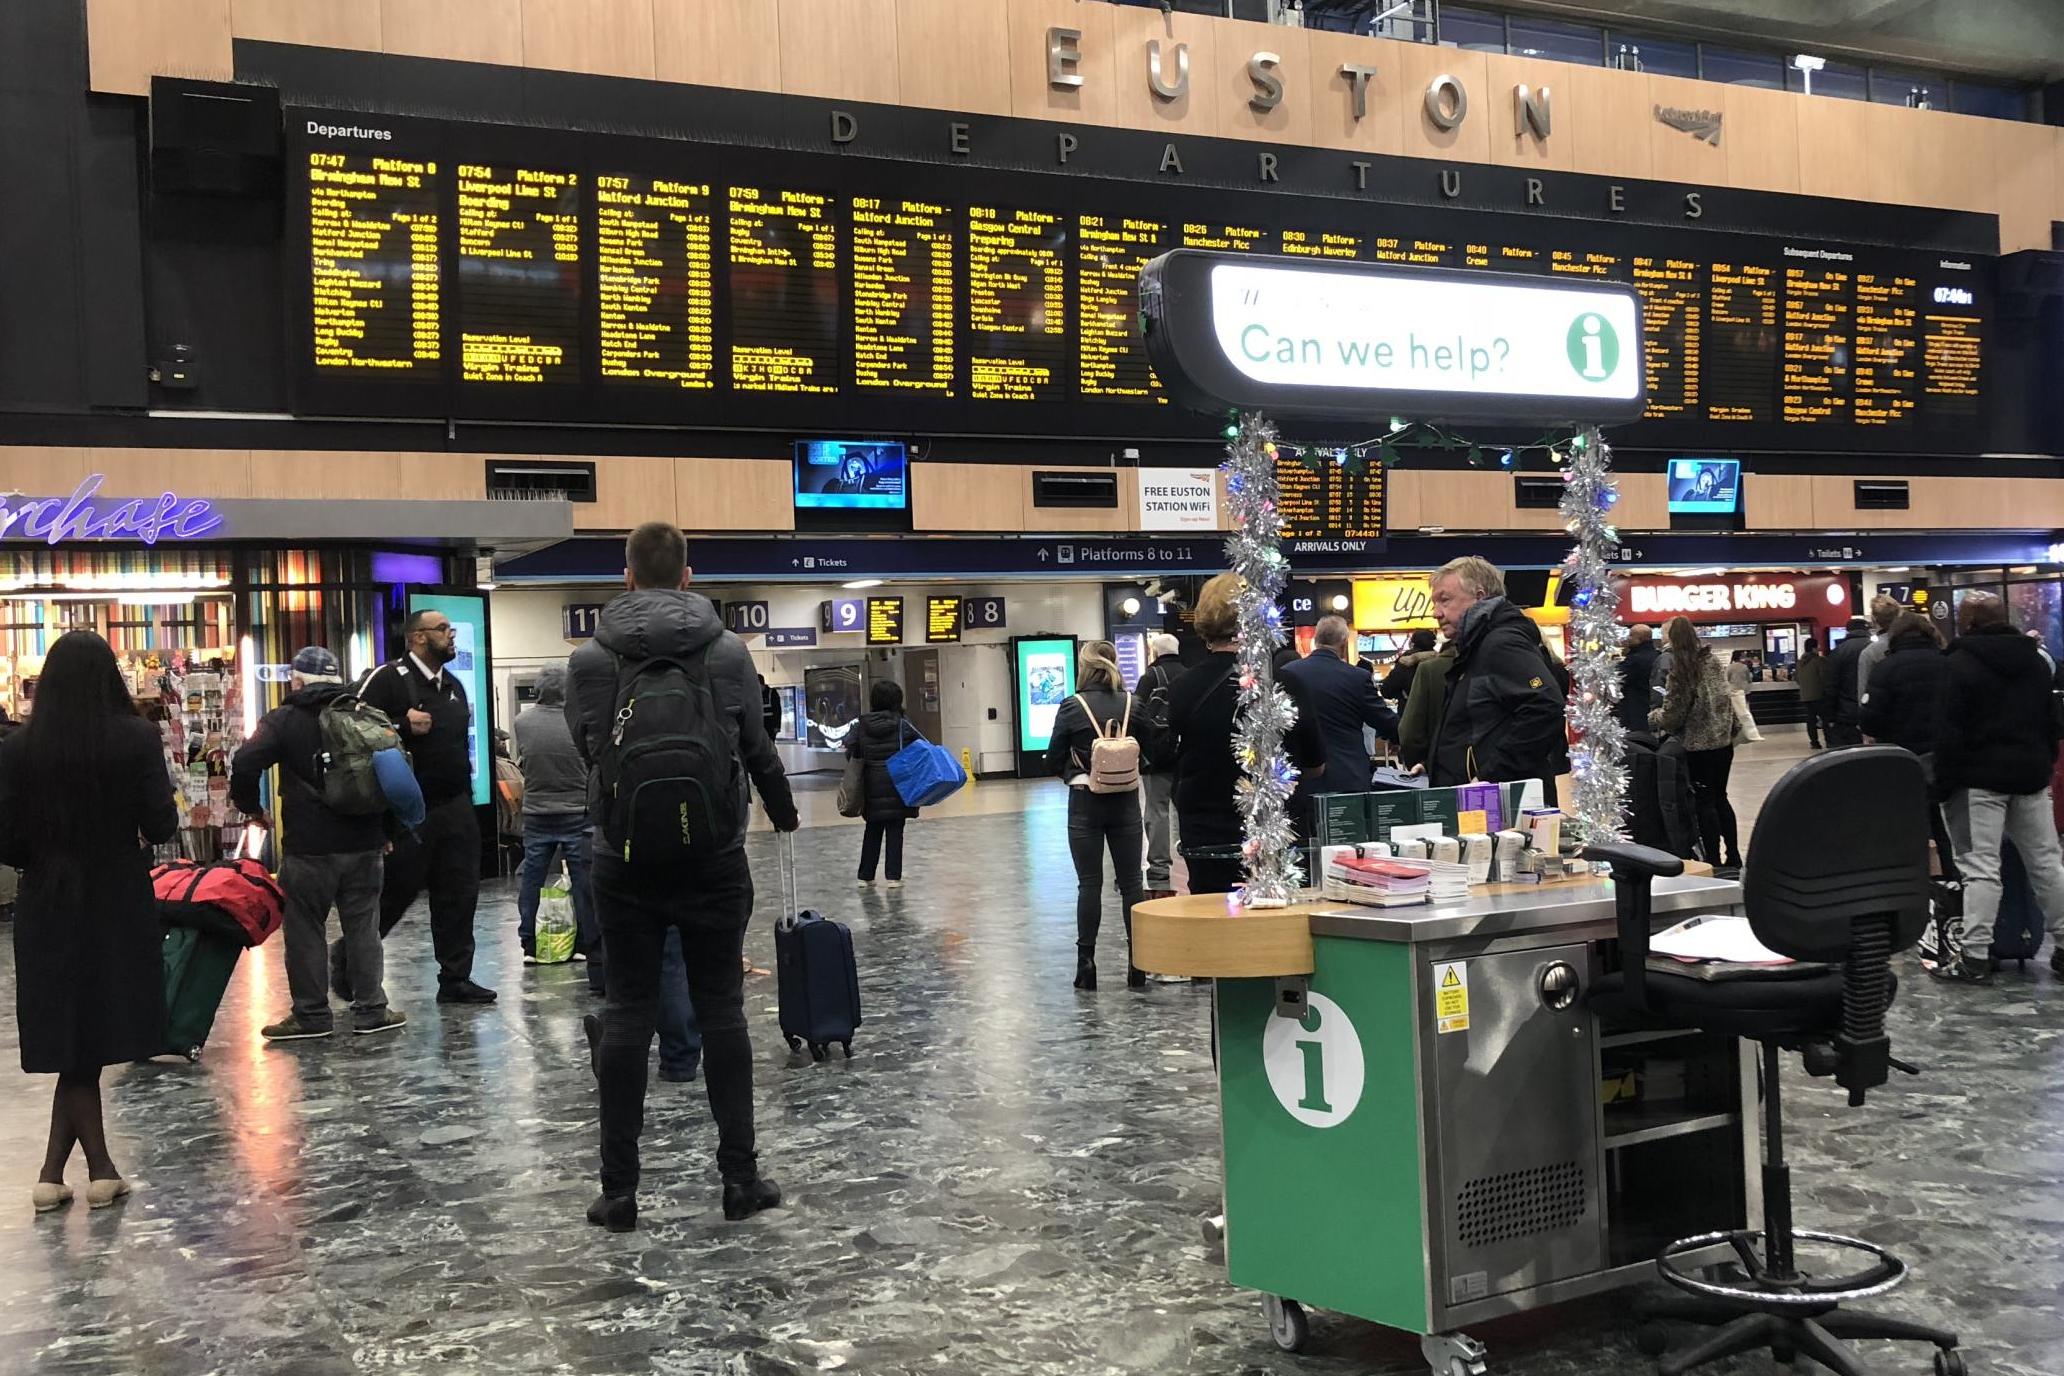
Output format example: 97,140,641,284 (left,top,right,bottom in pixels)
784,1035,802,1054
809,1042,828,1062
182,1047,201,1064
1262,1295,1308,1354
1934,1348,1966,1376
840,1041,853,1058
1635,1324,1669,1357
